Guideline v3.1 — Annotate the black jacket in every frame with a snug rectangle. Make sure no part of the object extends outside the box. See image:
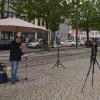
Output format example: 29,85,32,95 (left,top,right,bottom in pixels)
10,40,23,61
91,42,98,54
